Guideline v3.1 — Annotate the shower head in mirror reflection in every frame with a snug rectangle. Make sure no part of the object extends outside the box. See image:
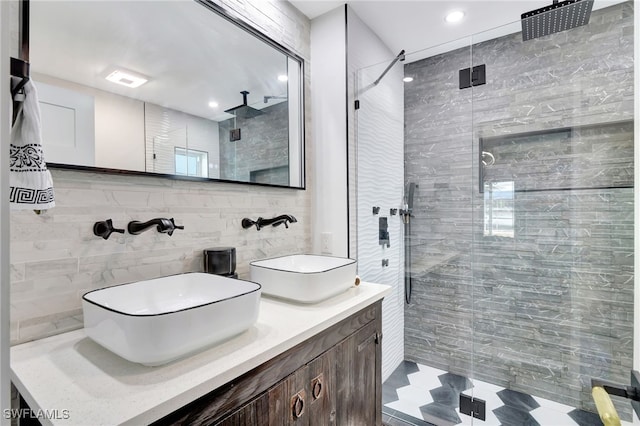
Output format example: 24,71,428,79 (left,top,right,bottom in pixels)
29,0,305,188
